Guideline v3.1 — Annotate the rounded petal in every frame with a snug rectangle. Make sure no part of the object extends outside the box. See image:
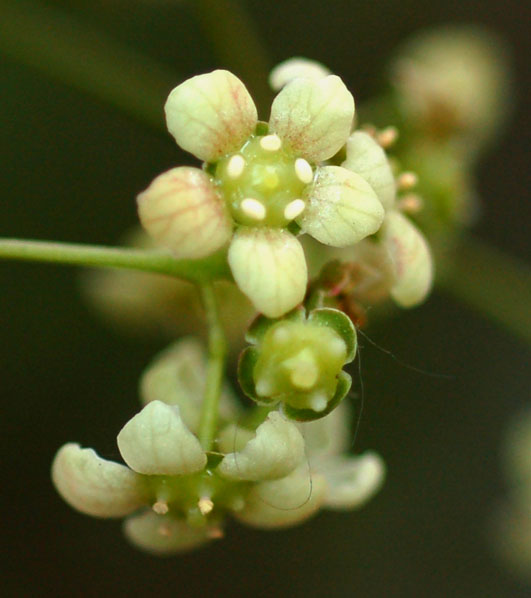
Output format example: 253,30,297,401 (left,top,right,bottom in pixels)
51,443,144,518
300,401,352,462
269,57,331,91
269,76,355,162
228,227,307,318
123,510,212,555
139,338,239,433
117,401,206,475
137,167,232,259
218,412,305,481
342,131,396,210
165,70,258,162
382,211,434,307
300,166,385,247
234,465,327,529
319,452,385,510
